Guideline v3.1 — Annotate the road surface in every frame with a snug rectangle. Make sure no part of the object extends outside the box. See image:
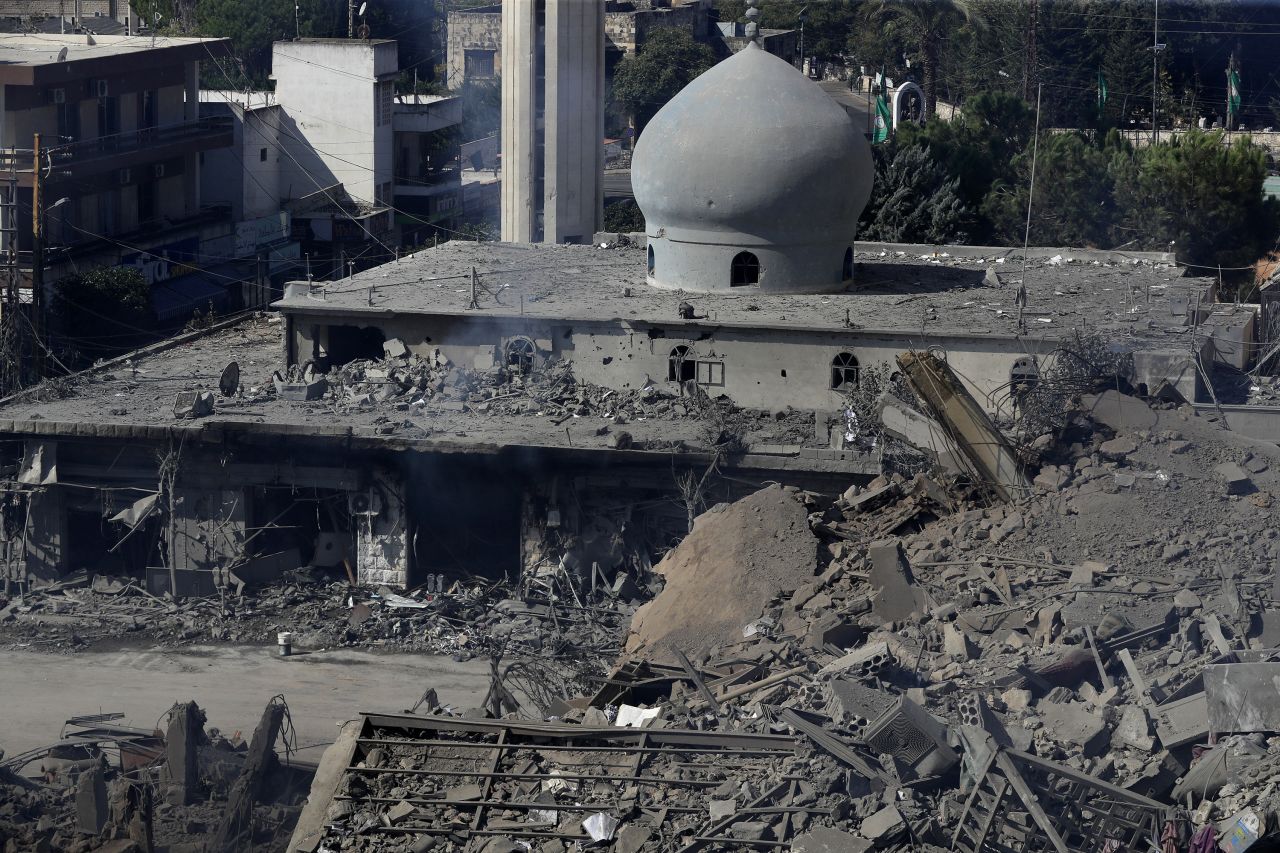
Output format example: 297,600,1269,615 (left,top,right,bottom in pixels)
0,644,494,762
